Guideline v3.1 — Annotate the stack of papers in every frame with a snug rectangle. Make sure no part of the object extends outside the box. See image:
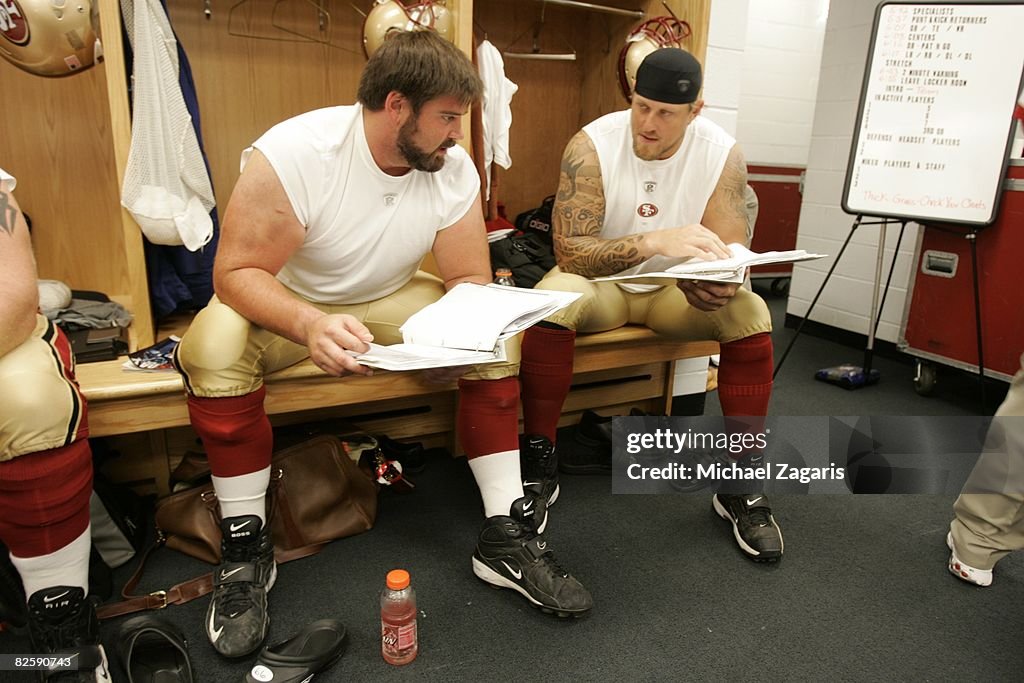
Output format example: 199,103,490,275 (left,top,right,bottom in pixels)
351,283,581,371
591,244,826,284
